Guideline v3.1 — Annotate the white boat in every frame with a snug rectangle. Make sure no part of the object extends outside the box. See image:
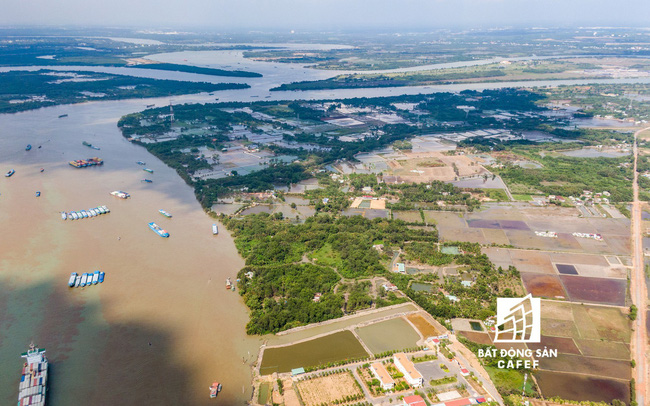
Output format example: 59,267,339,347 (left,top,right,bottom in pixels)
74,276,81,287
97,206,105,214
71,212,78,220
102,205,110,213
212,224,219,235
92,272,100,285
80,273,88,287
110,190,130,199
68,272,77,287
61,212,67,220
88,209,96,217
